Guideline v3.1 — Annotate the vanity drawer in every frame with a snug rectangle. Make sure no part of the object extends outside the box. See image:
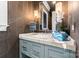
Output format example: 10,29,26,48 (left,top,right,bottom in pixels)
44,45,75,58
65,50,76,58
31,42,44,58
20,40,32,57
